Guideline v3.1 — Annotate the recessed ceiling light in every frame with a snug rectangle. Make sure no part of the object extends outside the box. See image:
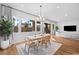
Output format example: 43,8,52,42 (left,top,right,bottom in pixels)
20,4,24,7
56,6,60,8
65,13,68,16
